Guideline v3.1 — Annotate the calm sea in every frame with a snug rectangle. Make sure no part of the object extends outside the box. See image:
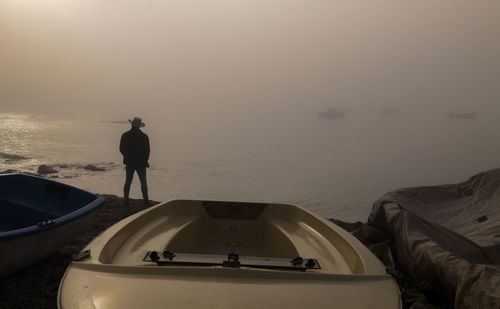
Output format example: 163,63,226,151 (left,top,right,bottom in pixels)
1,112,498,221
